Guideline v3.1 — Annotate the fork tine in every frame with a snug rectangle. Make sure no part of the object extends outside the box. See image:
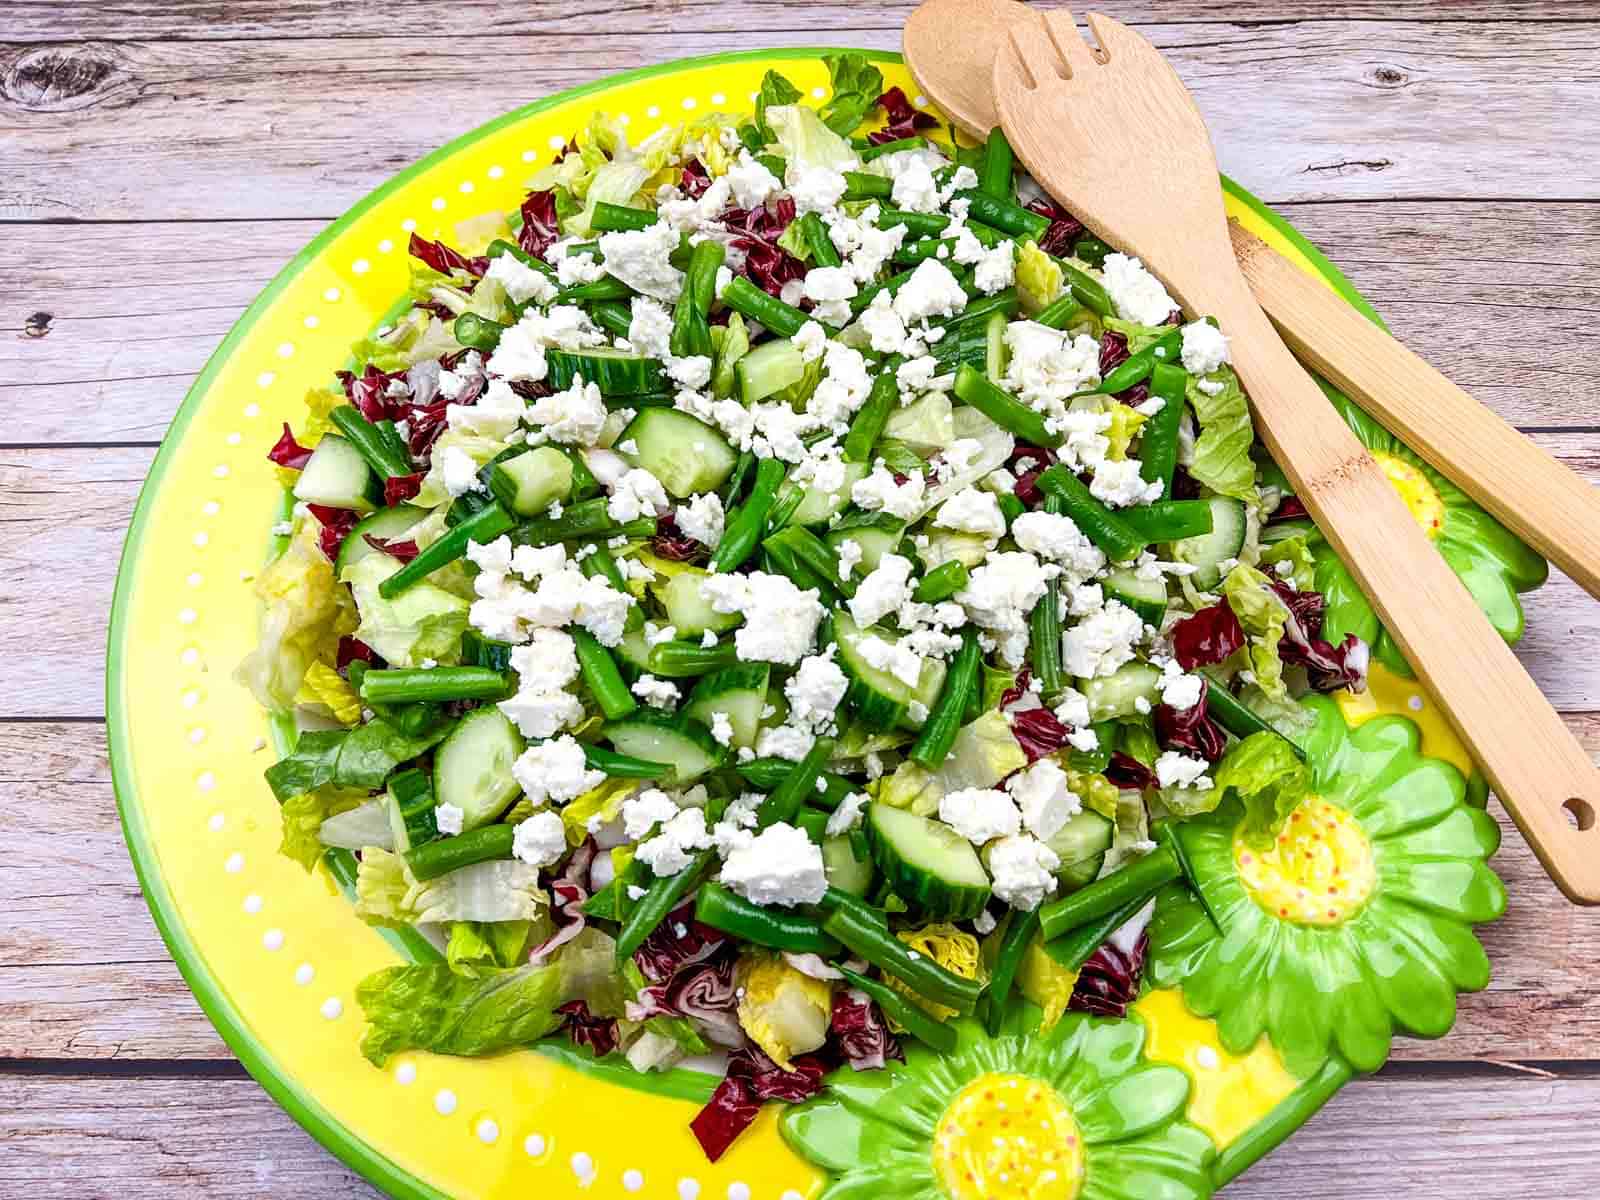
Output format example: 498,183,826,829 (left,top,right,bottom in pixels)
1084,12,1142,62
1043,8,1100,77
1002,20,1047,91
